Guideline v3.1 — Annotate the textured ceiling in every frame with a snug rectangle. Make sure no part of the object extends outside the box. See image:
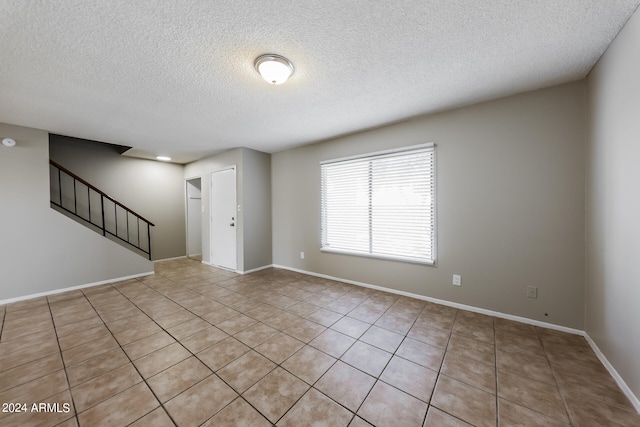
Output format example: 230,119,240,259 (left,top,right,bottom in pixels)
1,1,639,163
